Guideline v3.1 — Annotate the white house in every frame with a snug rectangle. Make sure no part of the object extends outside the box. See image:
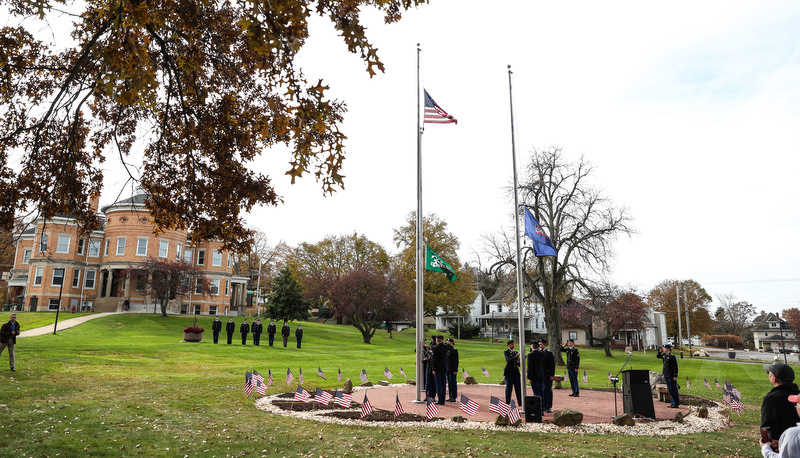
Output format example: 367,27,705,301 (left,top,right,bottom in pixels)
434,292,486,331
